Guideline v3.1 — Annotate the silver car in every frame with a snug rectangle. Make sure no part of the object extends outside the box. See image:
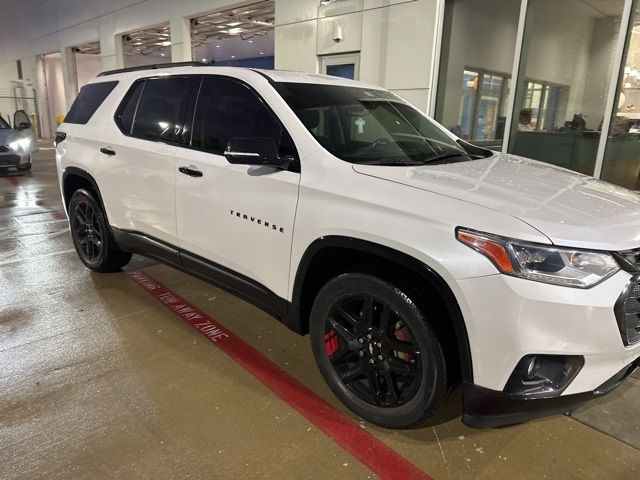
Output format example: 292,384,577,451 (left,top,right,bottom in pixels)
0,110,38,172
